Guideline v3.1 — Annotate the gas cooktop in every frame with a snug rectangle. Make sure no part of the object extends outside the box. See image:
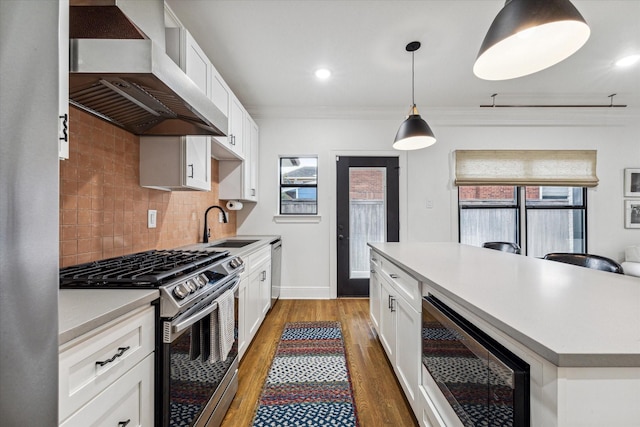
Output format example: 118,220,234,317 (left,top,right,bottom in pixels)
59,249,230,288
